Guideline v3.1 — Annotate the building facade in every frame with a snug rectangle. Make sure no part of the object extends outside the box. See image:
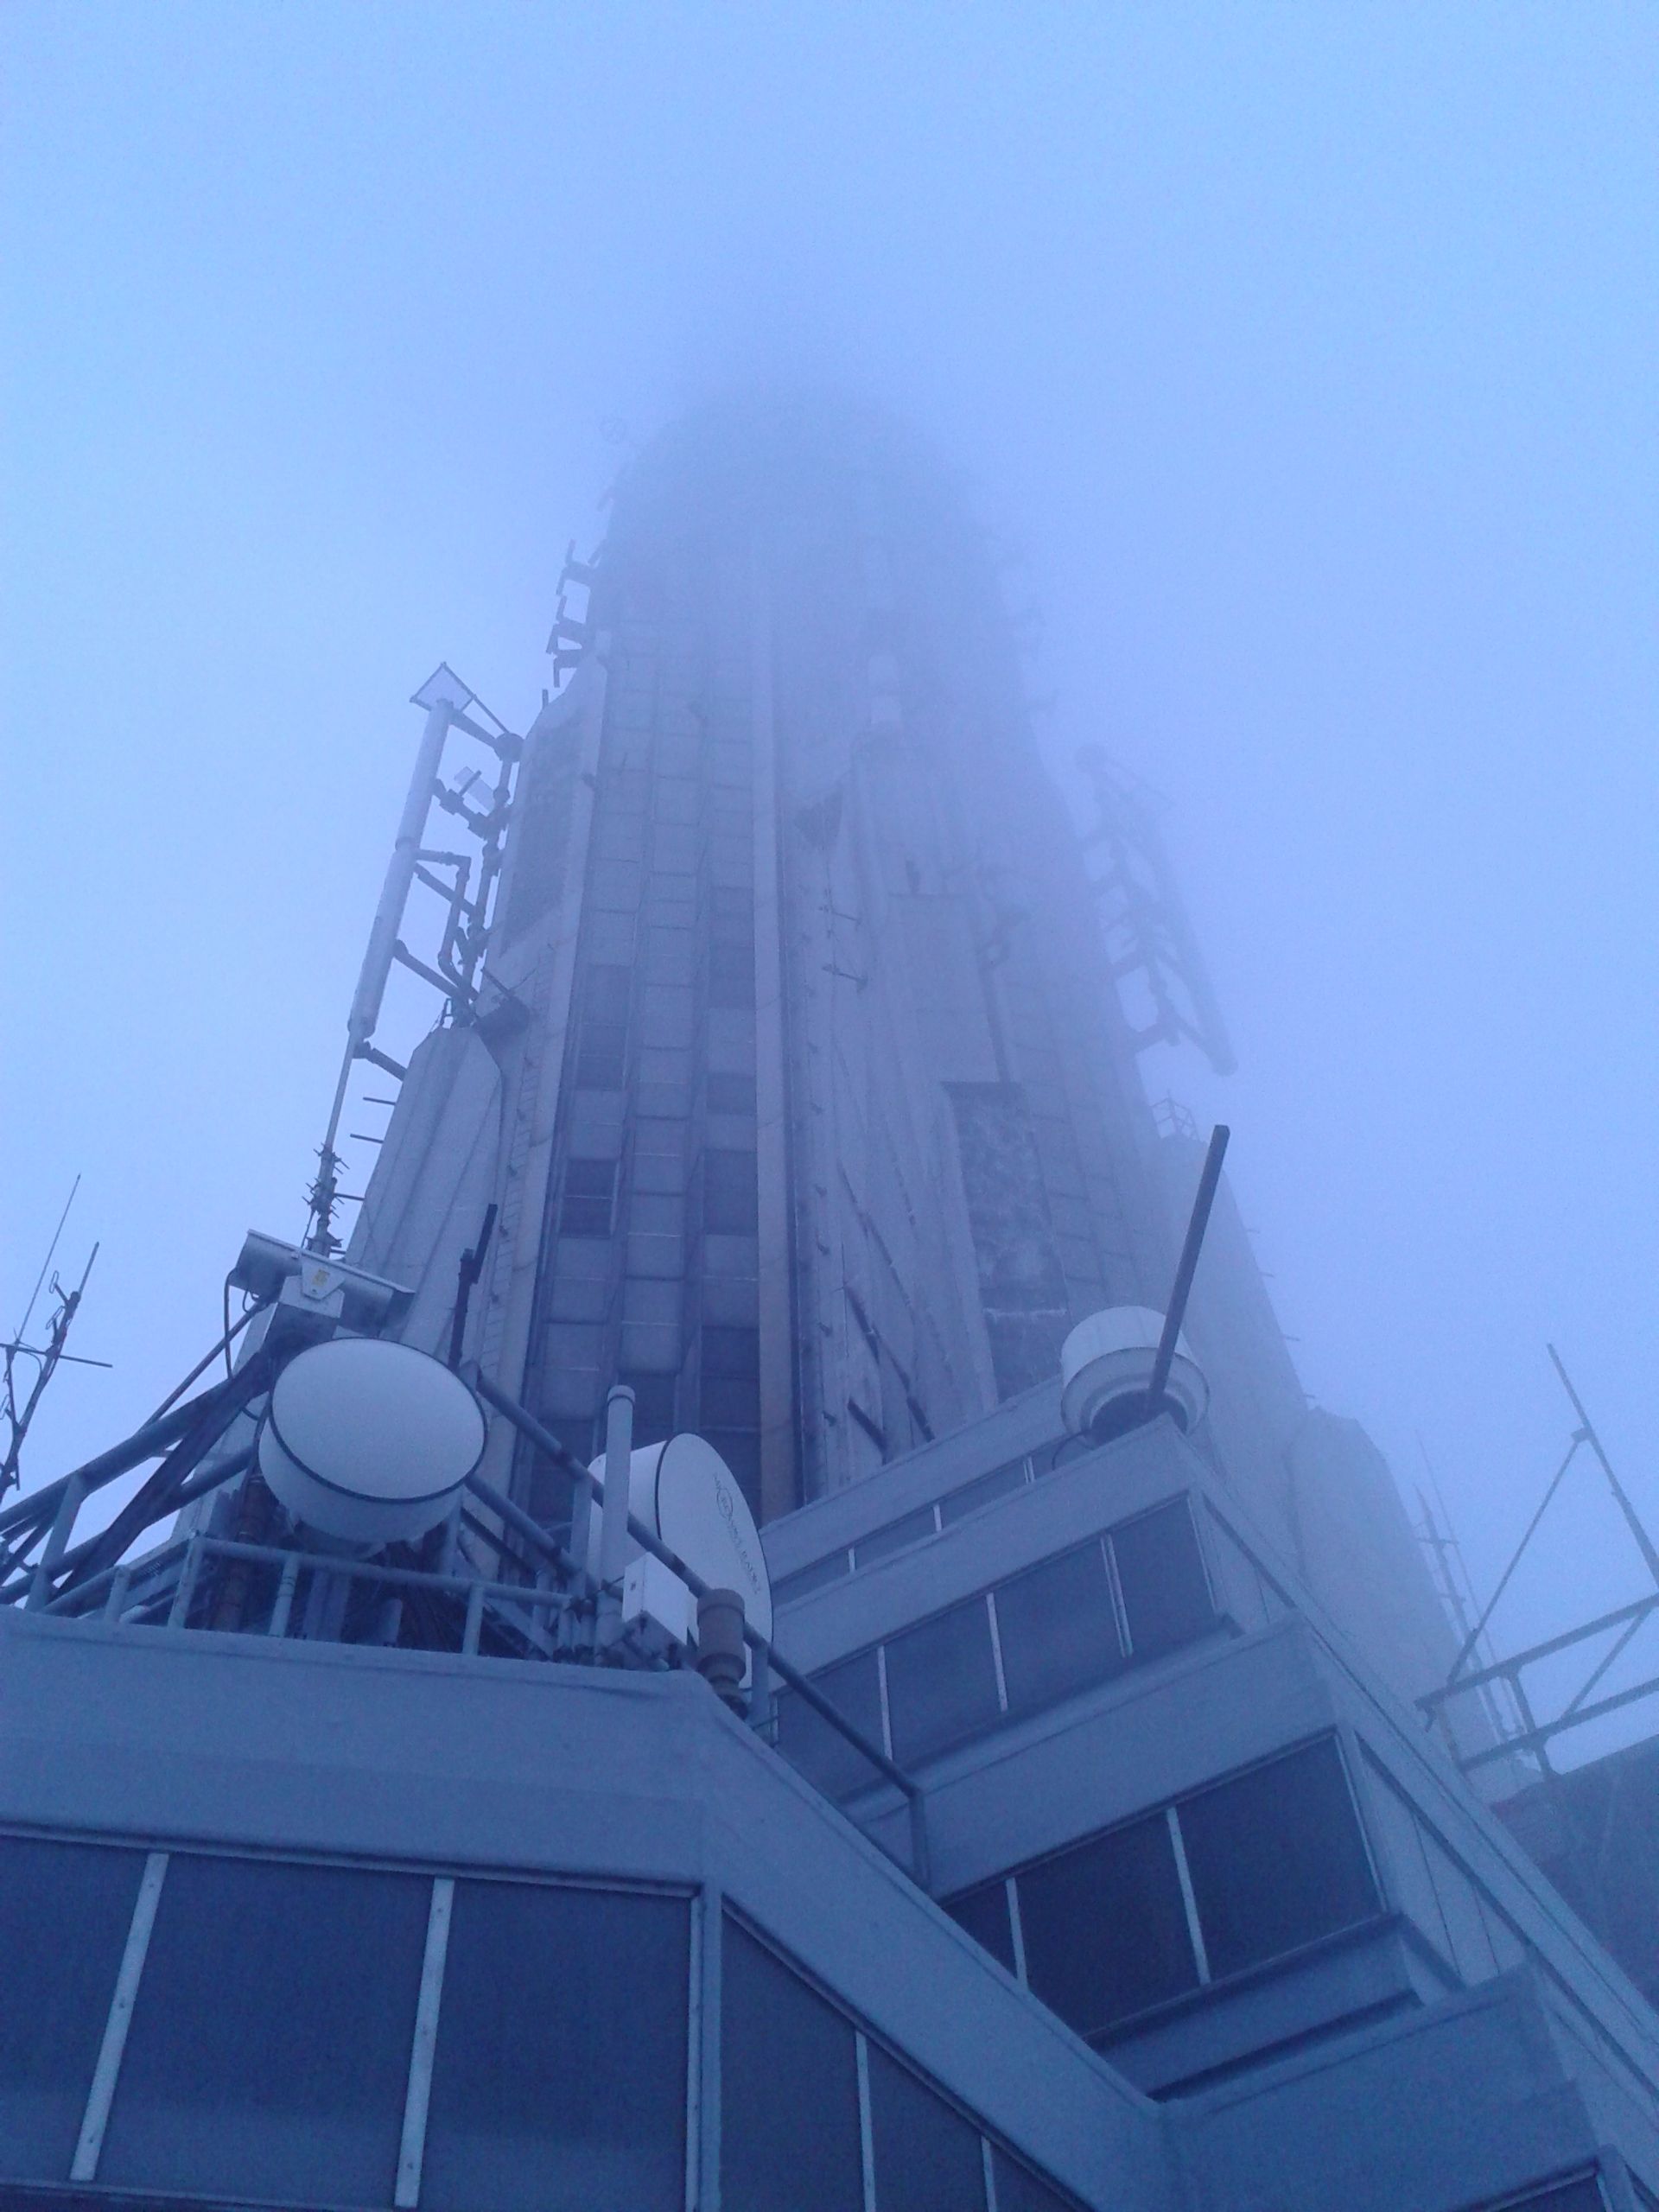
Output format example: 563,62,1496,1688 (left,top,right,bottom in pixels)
3,396,1656,2212
346,395,1466,1734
